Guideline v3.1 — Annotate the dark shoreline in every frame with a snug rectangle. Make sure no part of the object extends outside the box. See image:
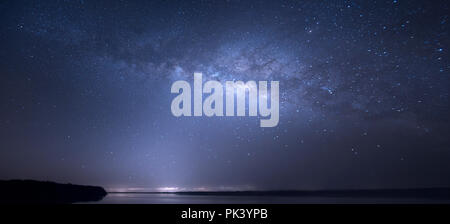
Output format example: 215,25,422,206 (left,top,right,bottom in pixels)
0,180,107,204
